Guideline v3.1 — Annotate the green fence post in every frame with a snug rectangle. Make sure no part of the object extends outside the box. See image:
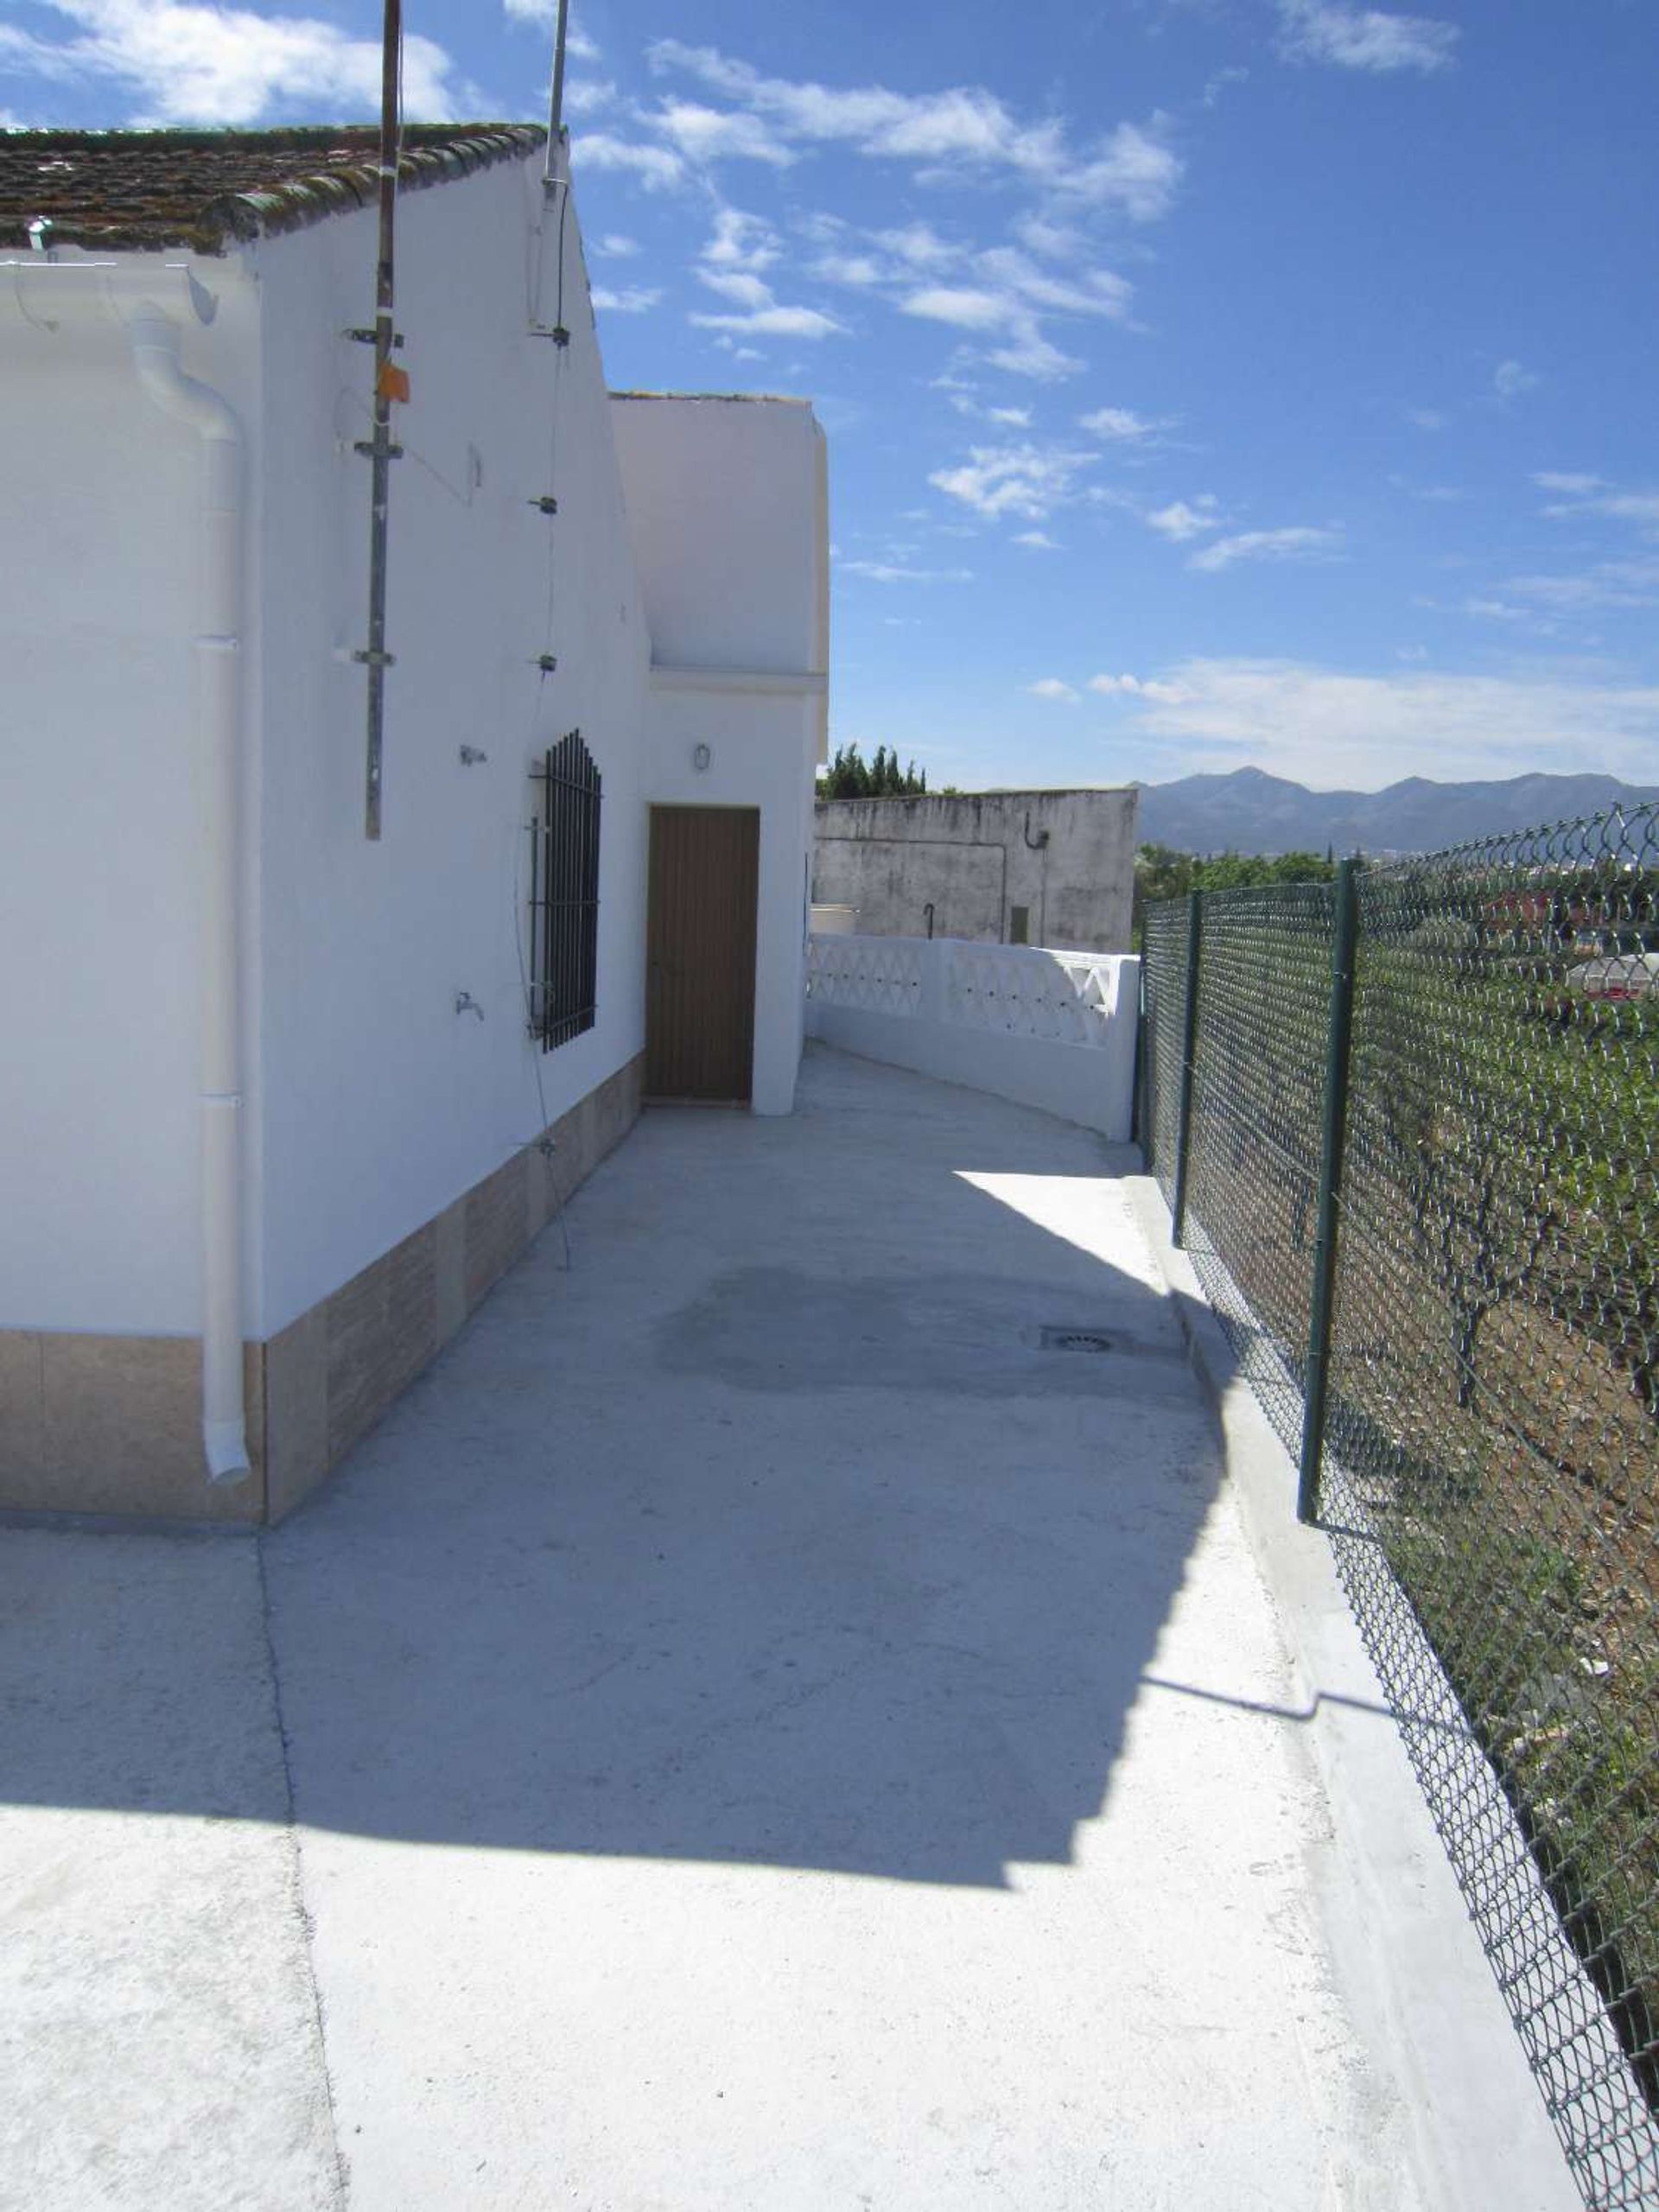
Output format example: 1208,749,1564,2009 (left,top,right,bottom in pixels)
1299,857,1360,1522
1132,946,1148,1156
1169,889,1204,1249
